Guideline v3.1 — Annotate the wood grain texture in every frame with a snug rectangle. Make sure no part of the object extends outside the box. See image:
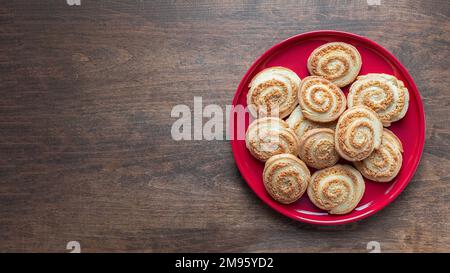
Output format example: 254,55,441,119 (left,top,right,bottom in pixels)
0,0,449,252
